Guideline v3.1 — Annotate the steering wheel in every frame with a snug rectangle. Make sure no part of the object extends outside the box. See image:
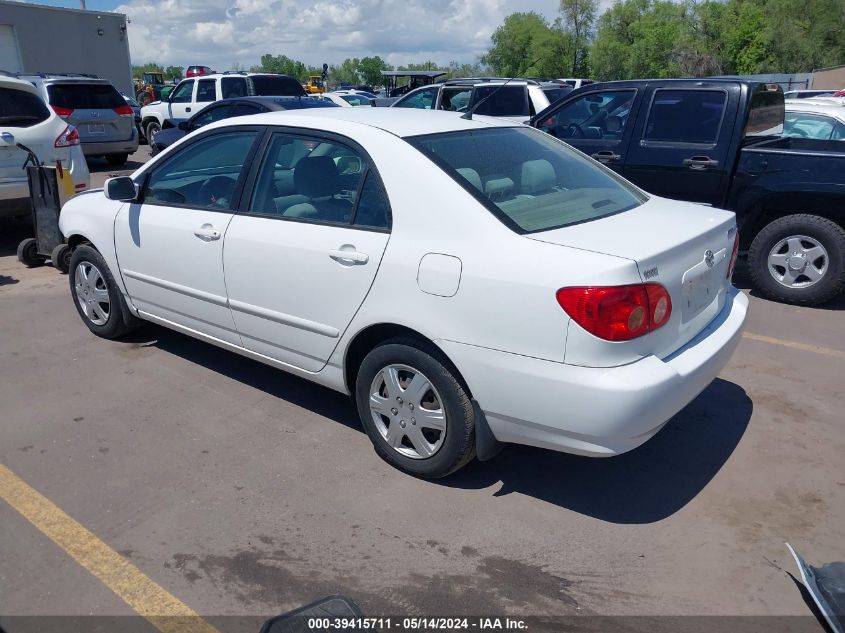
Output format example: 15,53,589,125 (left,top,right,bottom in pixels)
566,124,585,139
197,176,237,207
